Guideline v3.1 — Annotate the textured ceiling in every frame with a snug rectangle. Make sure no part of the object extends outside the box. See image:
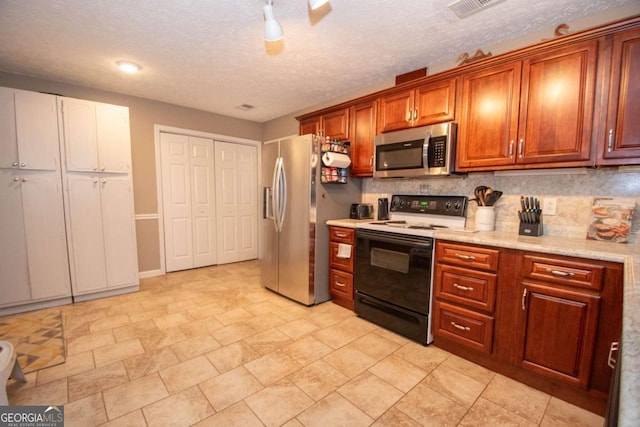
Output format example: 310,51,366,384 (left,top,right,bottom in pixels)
0,0,636,122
